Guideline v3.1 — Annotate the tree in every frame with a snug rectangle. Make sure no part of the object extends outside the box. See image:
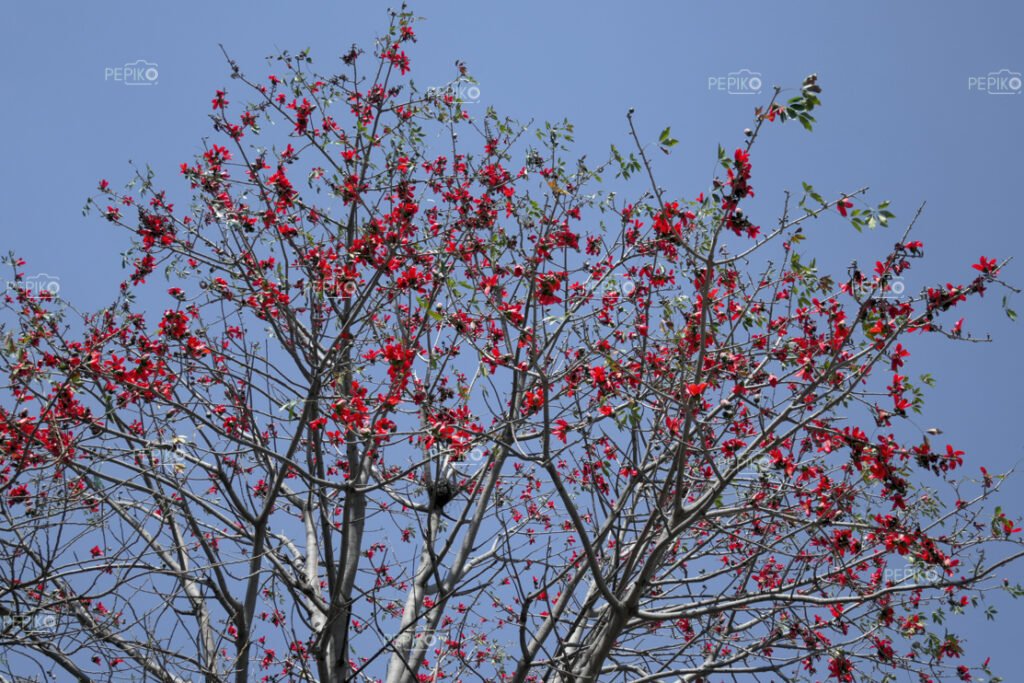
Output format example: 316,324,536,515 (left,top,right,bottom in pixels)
1,7,1021,682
